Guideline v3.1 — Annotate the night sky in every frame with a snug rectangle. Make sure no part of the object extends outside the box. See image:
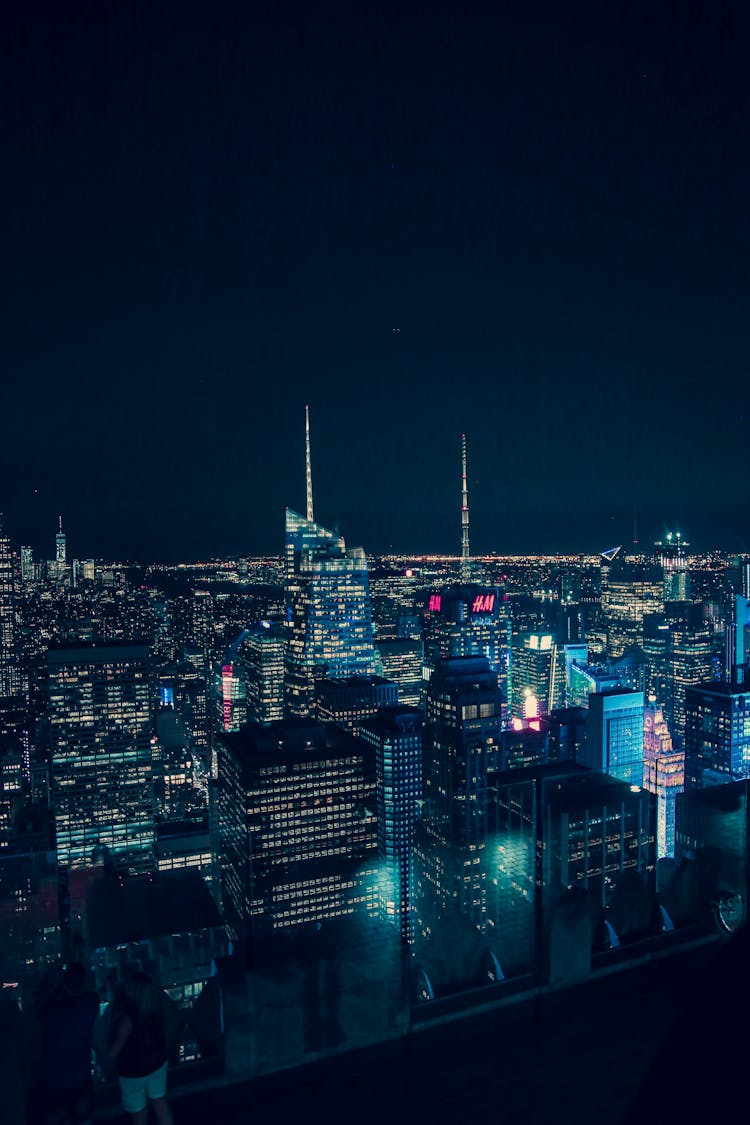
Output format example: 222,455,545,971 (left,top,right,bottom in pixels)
3,1,749,561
